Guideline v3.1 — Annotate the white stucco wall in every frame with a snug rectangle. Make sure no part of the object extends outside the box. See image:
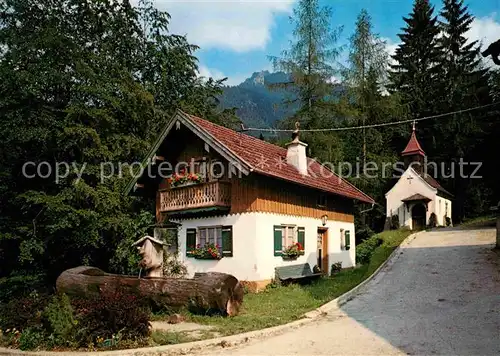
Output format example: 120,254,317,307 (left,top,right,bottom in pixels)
435,196,452,225
175,212,355,282
386,168,437,229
